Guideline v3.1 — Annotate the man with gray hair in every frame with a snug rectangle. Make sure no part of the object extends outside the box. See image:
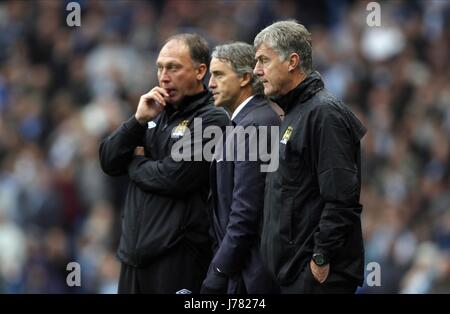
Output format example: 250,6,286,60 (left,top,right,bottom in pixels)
254,20,367,293
200,42,281,294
